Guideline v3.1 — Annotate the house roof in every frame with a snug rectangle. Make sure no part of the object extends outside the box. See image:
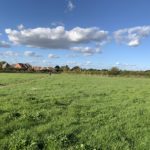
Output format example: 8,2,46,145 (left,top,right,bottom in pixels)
2,63,10,68
16,63,32,68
